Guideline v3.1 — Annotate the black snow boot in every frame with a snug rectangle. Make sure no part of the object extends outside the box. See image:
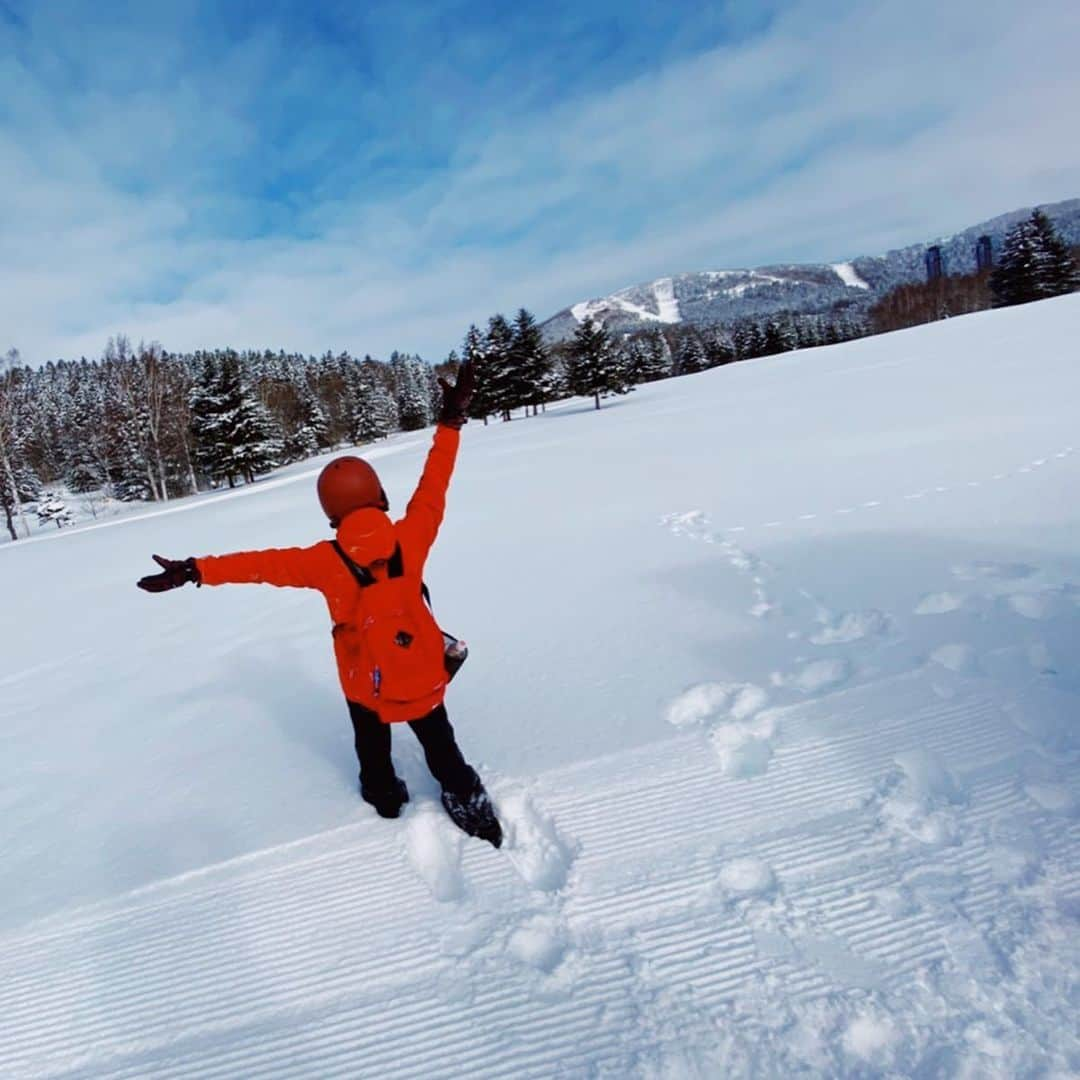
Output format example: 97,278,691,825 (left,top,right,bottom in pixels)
361,776,409,819
441,779,503,848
